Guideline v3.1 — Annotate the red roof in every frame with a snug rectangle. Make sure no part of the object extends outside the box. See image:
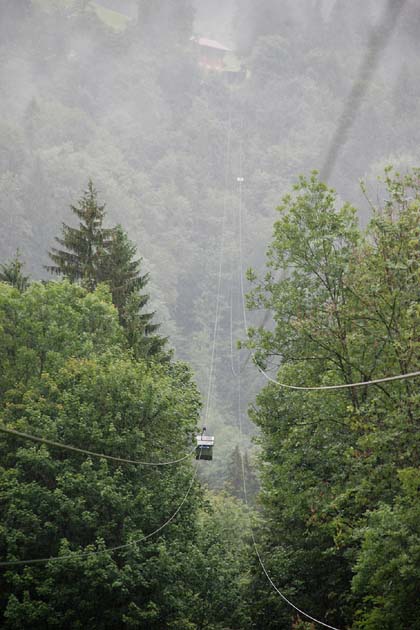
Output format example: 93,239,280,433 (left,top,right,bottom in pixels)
195,37,232,52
